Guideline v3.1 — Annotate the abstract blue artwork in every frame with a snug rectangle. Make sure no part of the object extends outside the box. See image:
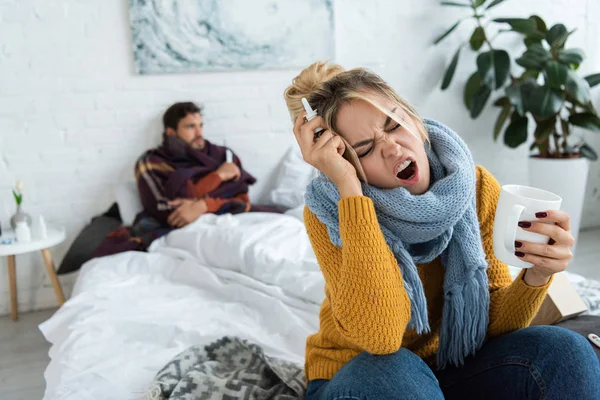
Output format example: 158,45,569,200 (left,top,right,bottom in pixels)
129,0,335,74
